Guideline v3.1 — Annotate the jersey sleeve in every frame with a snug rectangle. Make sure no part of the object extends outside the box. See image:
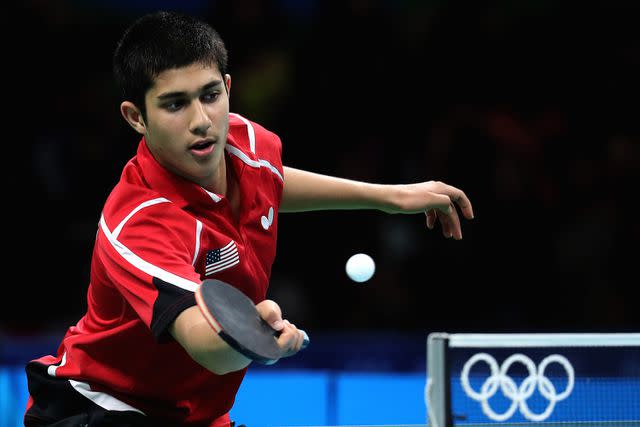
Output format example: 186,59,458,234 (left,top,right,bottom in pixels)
229,113,284,181
95,198,202,340
253,123,284,176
